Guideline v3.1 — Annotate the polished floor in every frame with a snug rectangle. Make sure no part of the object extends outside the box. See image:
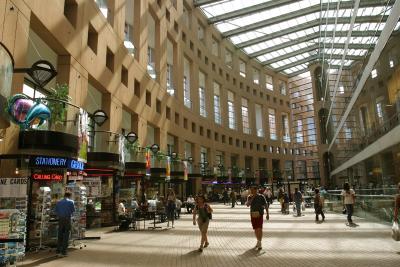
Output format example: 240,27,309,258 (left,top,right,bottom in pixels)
21,203,399,267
